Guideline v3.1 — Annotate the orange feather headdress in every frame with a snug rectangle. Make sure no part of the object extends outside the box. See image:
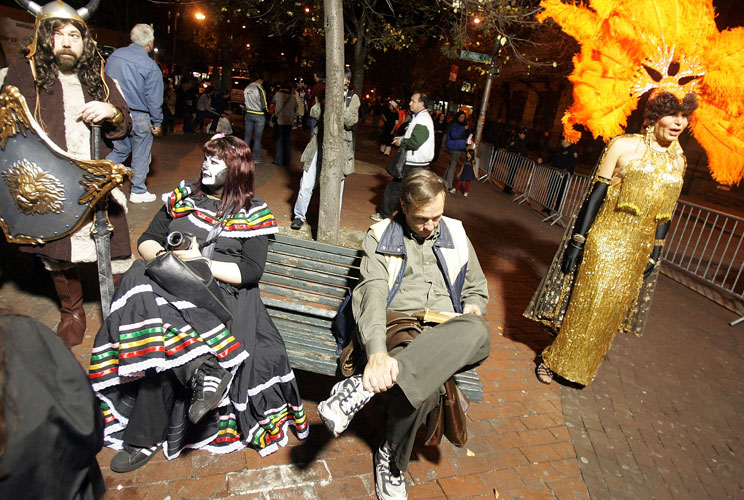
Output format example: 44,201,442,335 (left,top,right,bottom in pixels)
538,0,744,185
